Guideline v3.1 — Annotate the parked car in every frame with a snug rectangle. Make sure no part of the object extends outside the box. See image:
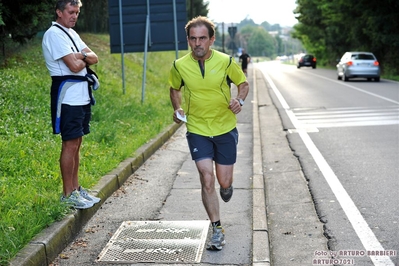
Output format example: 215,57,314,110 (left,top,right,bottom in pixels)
337,52,380,81
297,54,316,69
